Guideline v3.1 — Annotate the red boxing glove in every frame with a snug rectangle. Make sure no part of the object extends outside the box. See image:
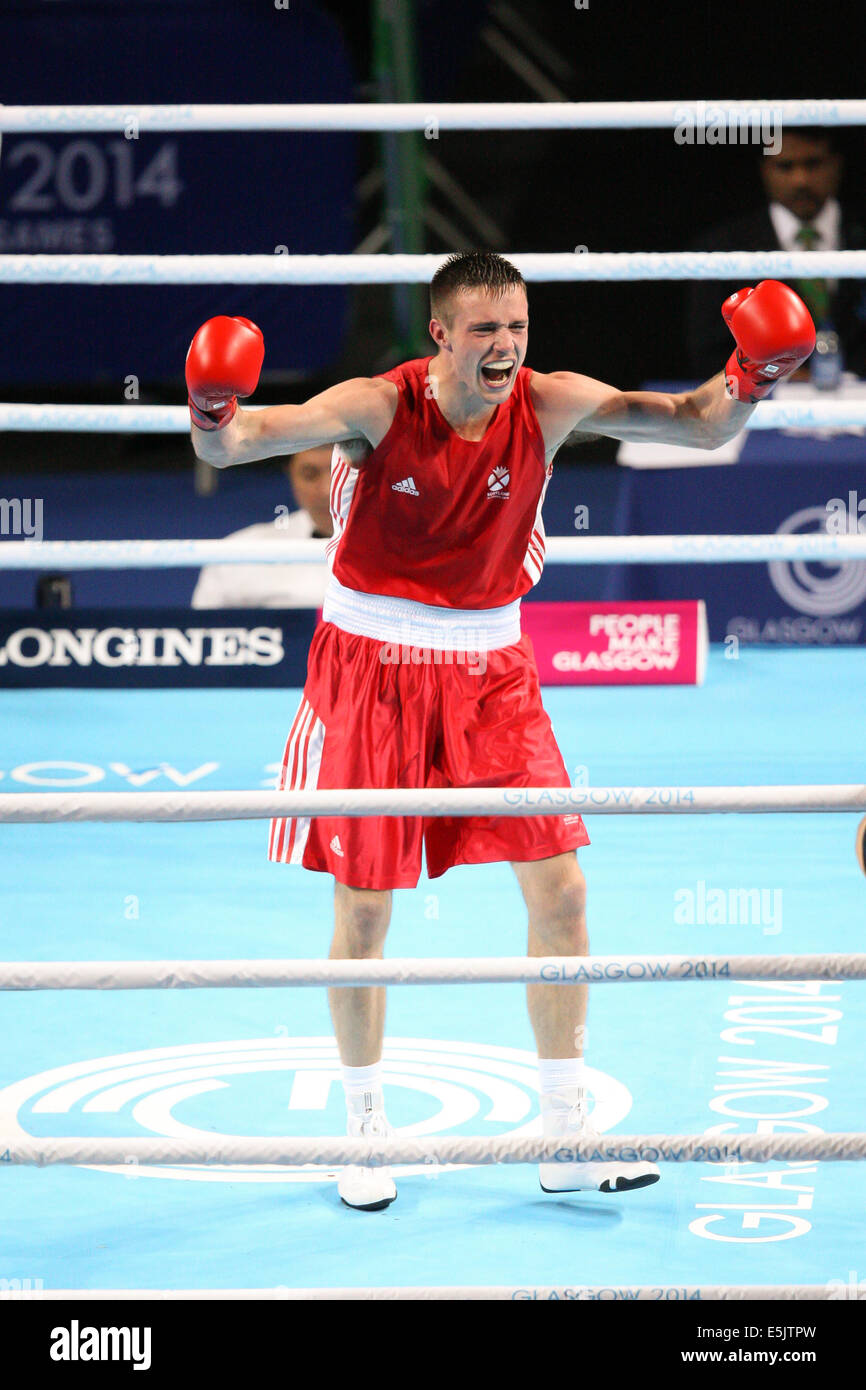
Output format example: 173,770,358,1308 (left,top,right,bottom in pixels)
185,316,264,430
722,281,816,402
